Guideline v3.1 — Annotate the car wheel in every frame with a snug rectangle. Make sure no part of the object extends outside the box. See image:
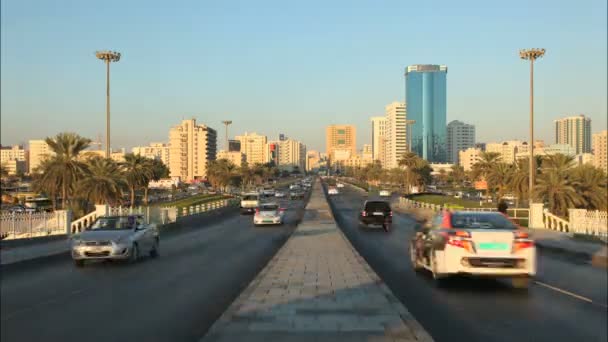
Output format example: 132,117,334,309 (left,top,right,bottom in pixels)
129,243,139,263
150,239,160,258
410,242,423,271
74,259,85,267
511,277,531,290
